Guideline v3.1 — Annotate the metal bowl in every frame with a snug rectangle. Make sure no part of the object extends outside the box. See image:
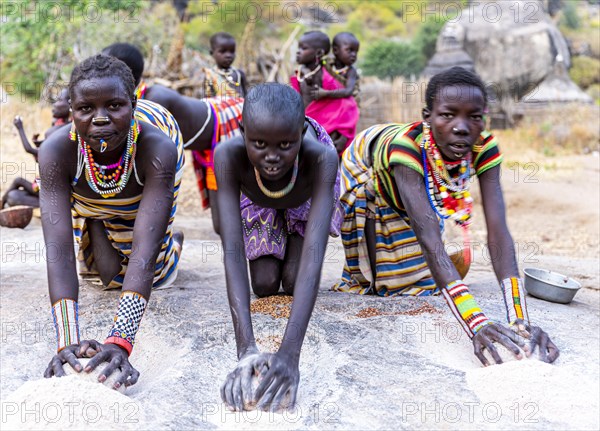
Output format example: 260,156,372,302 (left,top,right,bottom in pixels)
523,268,582,304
